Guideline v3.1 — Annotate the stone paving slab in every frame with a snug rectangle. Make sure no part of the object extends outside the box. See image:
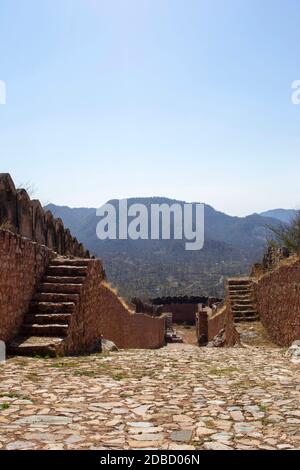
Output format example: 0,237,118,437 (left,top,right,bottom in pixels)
0,344,299,450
